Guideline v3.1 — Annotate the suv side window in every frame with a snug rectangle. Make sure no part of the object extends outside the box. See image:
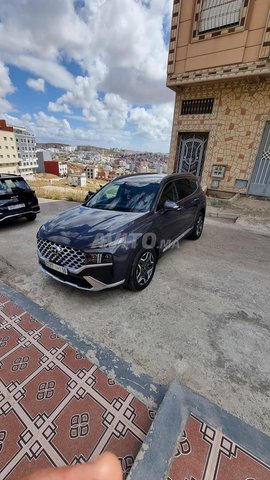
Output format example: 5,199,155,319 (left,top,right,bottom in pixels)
158,182,178,209
176,178,197,200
